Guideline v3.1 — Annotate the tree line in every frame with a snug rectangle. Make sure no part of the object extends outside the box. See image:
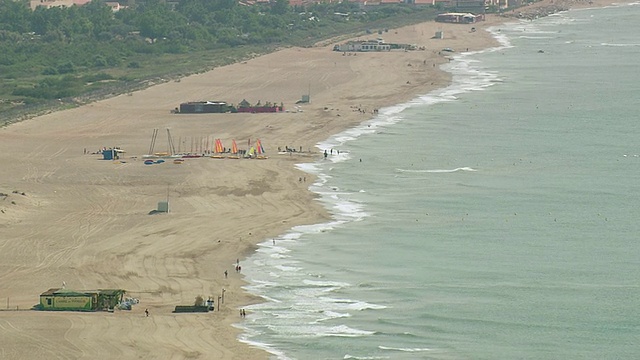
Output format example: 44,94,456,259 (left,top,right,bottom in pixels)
0,0,438,107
